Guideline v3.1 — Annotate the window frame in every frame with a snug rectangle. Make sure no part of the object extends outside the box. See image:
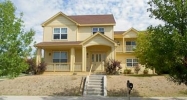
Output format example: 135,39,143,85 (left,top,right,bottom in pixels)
125,41,136,52
52,51,68,63
92,27,105,34
126,58,138,67
53,27,68,40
